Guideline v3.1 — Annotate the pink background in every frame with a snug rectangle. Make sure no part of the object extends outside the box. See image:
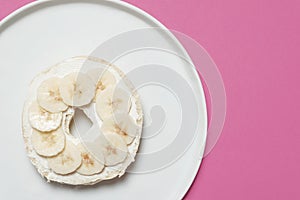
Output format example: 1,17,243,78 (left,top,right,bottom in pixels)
1,0,300,199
